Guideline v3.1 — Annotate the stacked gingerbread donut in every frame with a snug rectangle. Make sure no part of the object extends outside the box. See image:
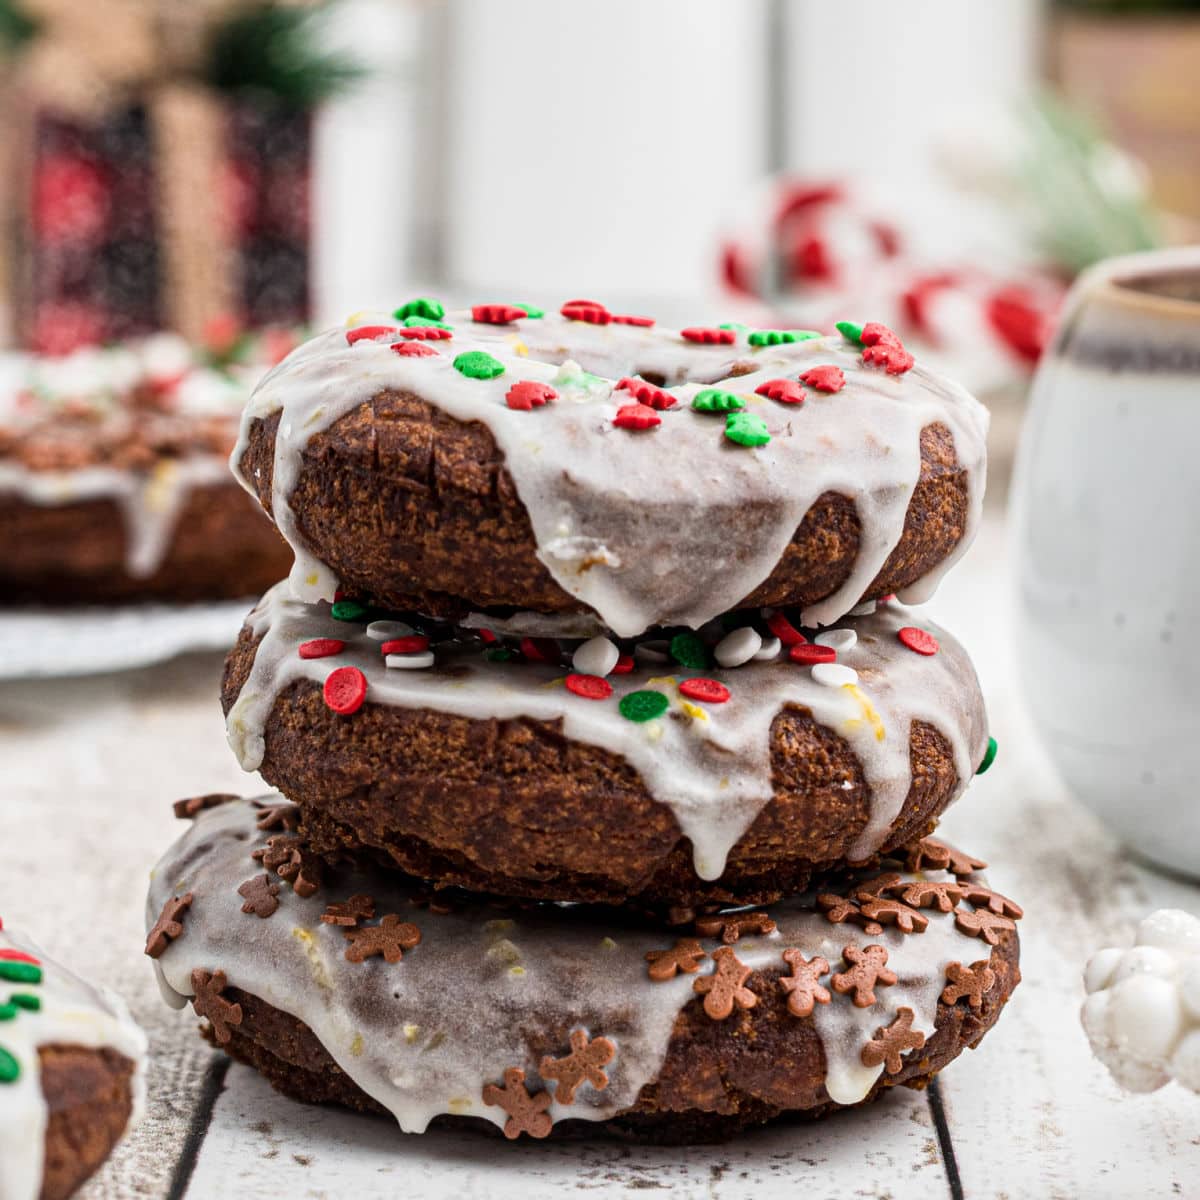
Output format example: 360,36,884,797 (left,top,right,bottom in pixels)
146,298,1022,1142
